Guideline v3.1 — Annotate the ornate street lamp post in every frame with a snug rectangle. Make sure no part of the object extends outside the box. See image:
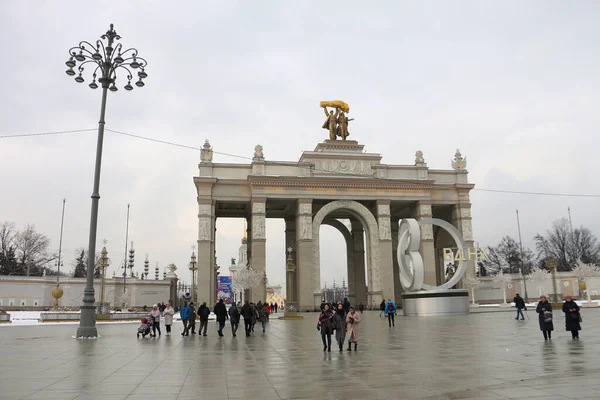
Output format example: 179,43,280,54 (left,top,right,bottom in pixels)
66,24,148,338
189,250,198,304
